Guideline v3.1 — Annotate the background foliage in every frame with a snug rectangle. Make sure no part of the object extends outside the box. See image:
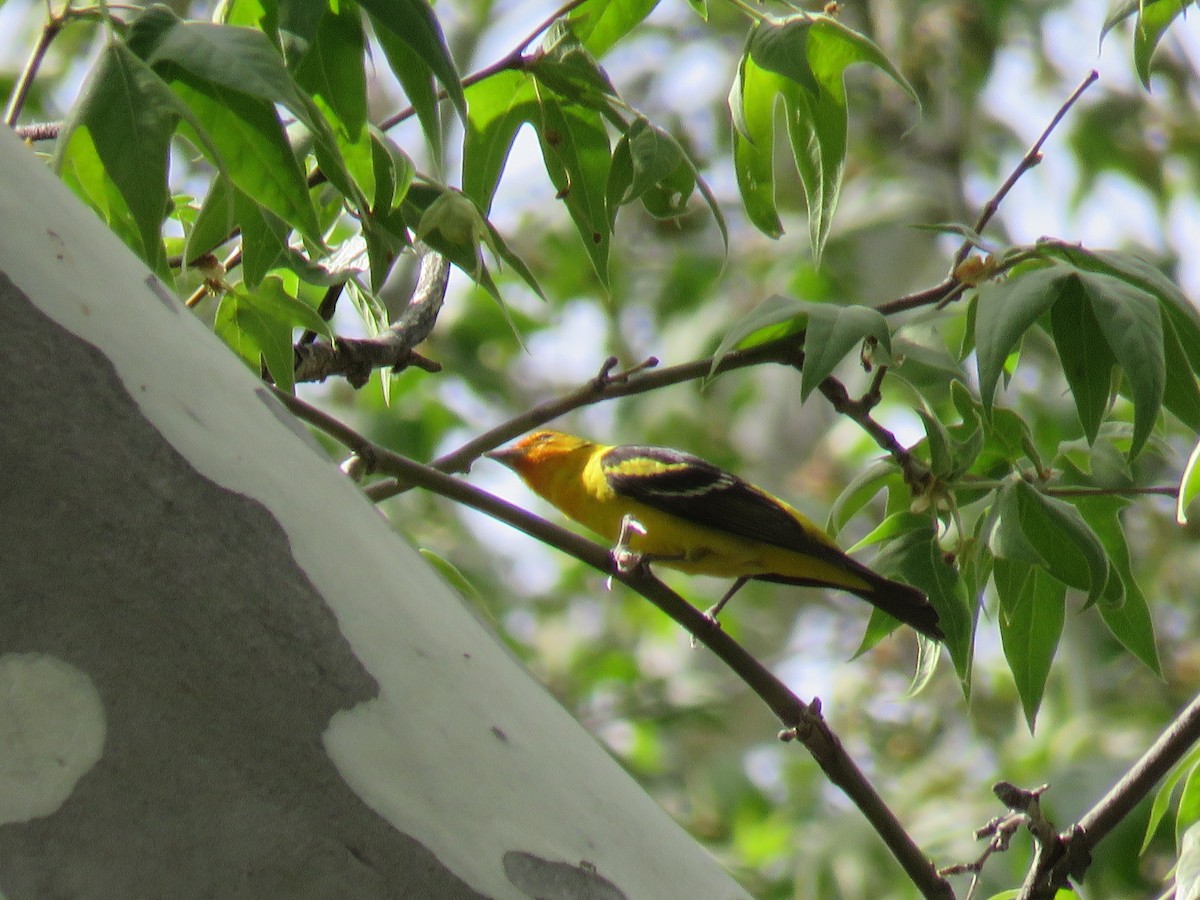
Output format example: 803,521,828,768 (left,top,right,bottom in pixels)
7,0,1200,895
